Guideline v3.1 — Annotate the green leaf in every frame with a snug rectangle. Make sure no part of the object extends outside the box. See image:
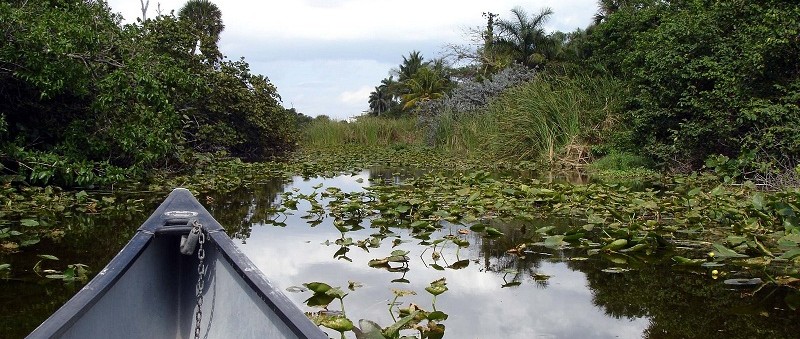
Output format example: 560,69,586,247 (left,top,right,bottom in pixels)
391,250,409,256
485,227,504,237
752,192,766,210
20,219,39,227
383,311,420,337
602,239,628,251
37,254,59,261
469,224,486,232
20,239,40,247
325,287,348,299
303,282,332,294
356,320,385,339
427,311,449,321
319,316,353,332
543,235,566,248
712,243,749,258
779,249,800,260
